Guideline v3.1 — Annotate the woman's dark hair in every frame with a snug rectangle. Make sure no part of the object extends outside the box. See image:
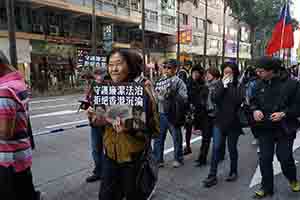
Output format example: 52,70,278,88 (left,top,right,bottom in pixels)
206,67,221,79
191,64,205,76
107,49,143,81
220,62,240,86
